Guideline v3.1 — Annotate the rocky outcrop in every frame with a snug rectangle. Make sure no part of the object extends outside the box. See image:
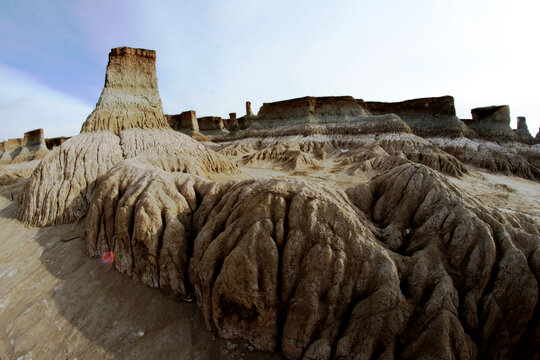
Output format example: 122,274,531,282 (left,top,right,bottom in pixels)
365,96,474,138
0,139,23,164
210,113,412,142
515,116,534,144
0,130,48,164
255,96,371,125
12,129,49,163
246,101,254,118
80,47,169,134
17,47,237,226
469,105,515,142
198,116,227,131
45,136,70,150
427,137,540,180
0,142,9,164
166,111,199,132
227,112,239,131
85,156,539,359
